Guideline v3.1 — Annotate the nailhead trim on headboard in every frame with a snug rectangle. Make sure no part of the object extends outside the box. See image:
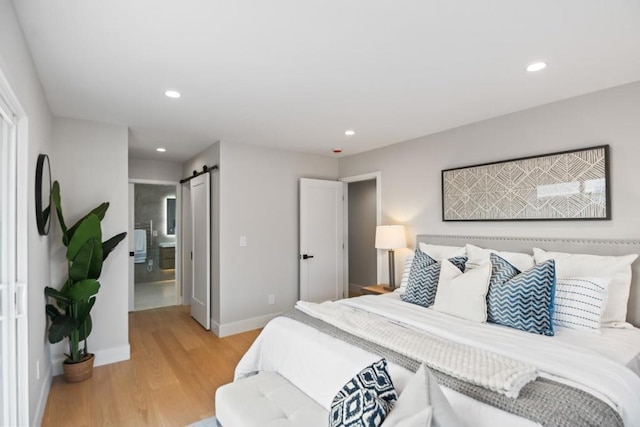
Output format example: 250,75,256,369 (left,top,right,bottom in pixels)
420,235,640,246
